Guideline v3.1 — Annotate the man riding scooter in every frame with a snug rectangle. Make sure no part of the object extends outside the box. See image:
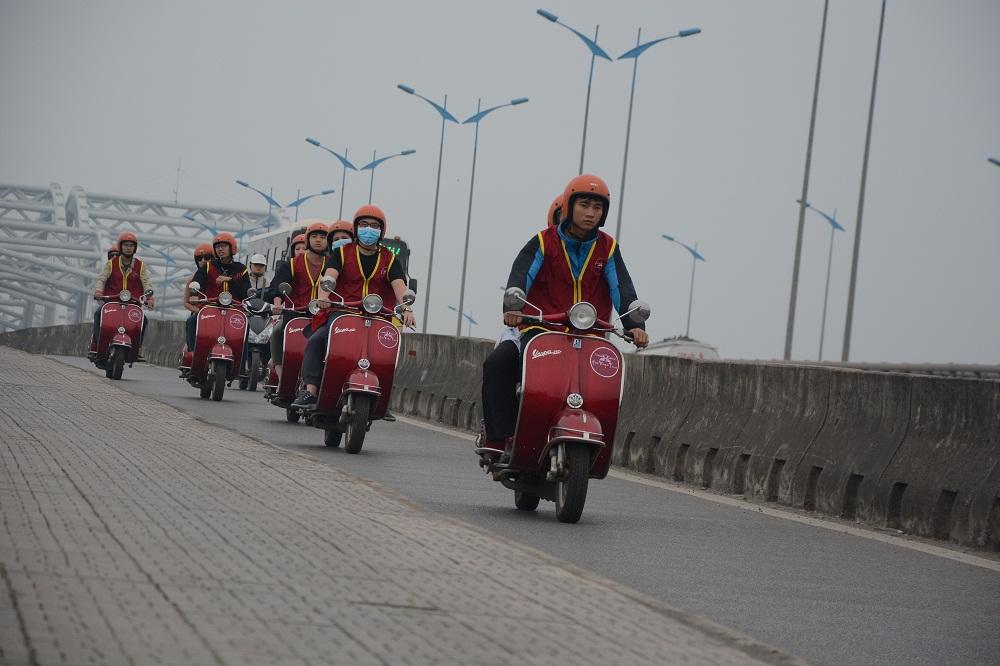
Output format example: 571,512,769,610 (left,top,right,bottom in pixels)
480,175,649,463
90,231,155,363
291,205,416,410
185,232,251,353
269,221,330,383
